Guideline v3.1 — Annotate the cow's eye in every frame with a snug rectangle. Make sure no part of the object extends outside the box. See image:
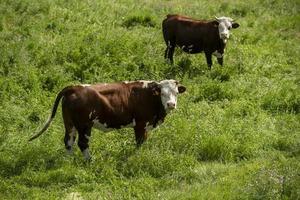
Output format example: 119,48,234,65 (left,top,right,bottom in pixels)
228,26,232,30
